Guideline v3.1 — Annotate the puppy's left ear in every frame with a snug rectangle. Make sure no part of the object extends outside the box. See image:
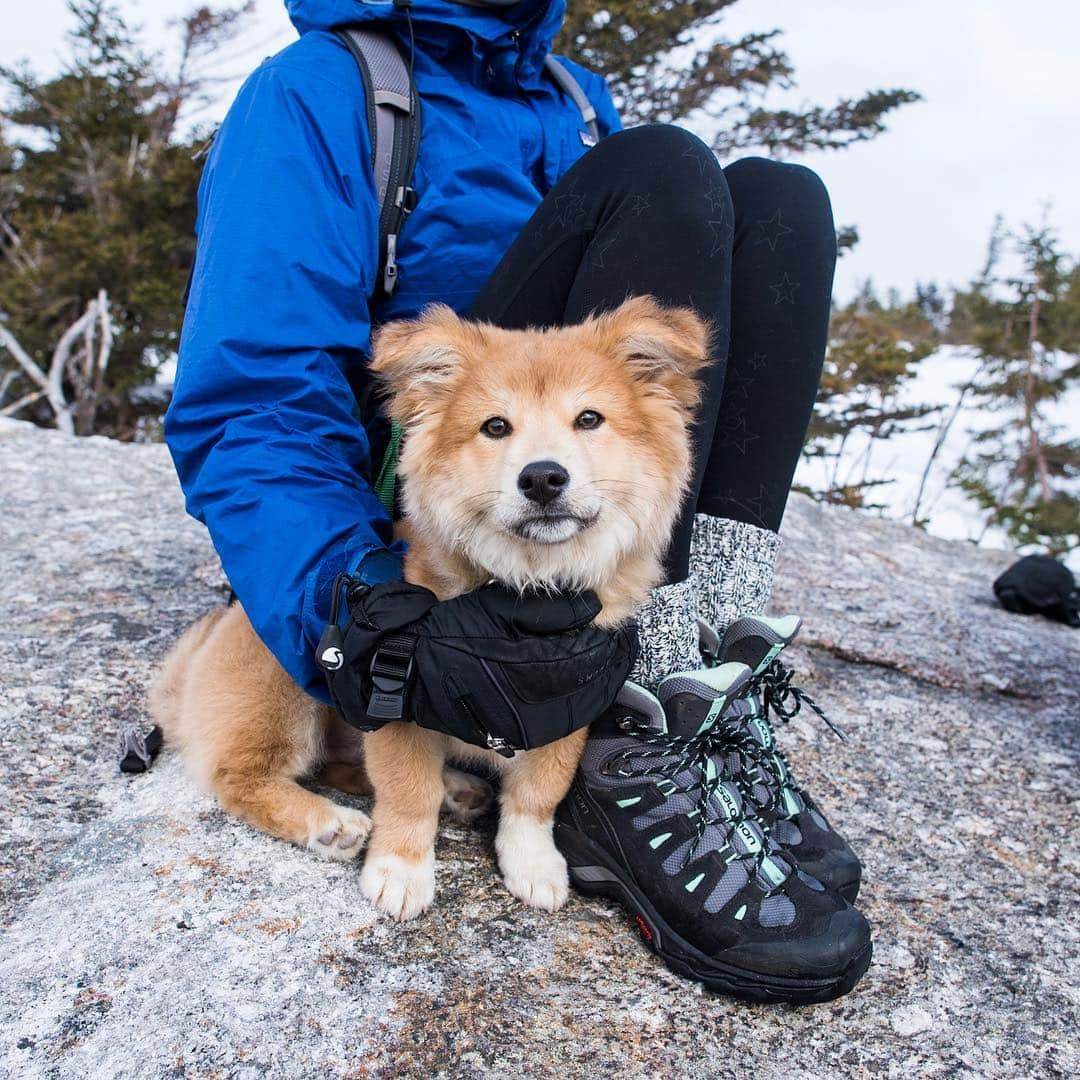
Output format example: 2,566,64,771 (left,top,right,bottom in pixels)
597,296,710,413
